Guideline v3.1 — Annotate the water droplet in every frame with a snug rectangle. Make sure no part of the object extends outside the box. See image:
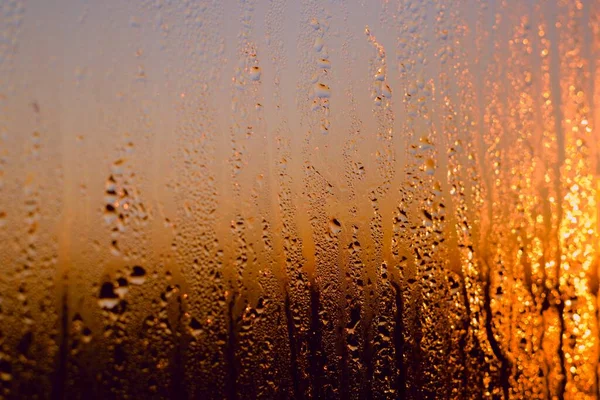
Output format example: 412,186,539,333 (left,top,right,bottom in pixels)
115,277,129,297
0,359,12,382
110,240,120,256
309,18,320,30
311,99,321,111
98,282,119,309
381,83,392,98
111,159,125,175
321,118,330,134
407,82,417,96
104,203,117,224
189,317,202,337
249,66,261,81
329,218,342,234
422,209,433,227
317,58,331,69
81,327,93,344
130,265,147,285
314,37,324,52
425,158,435,175
432,181,442,195
314,83,331,98
419,136,434,150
